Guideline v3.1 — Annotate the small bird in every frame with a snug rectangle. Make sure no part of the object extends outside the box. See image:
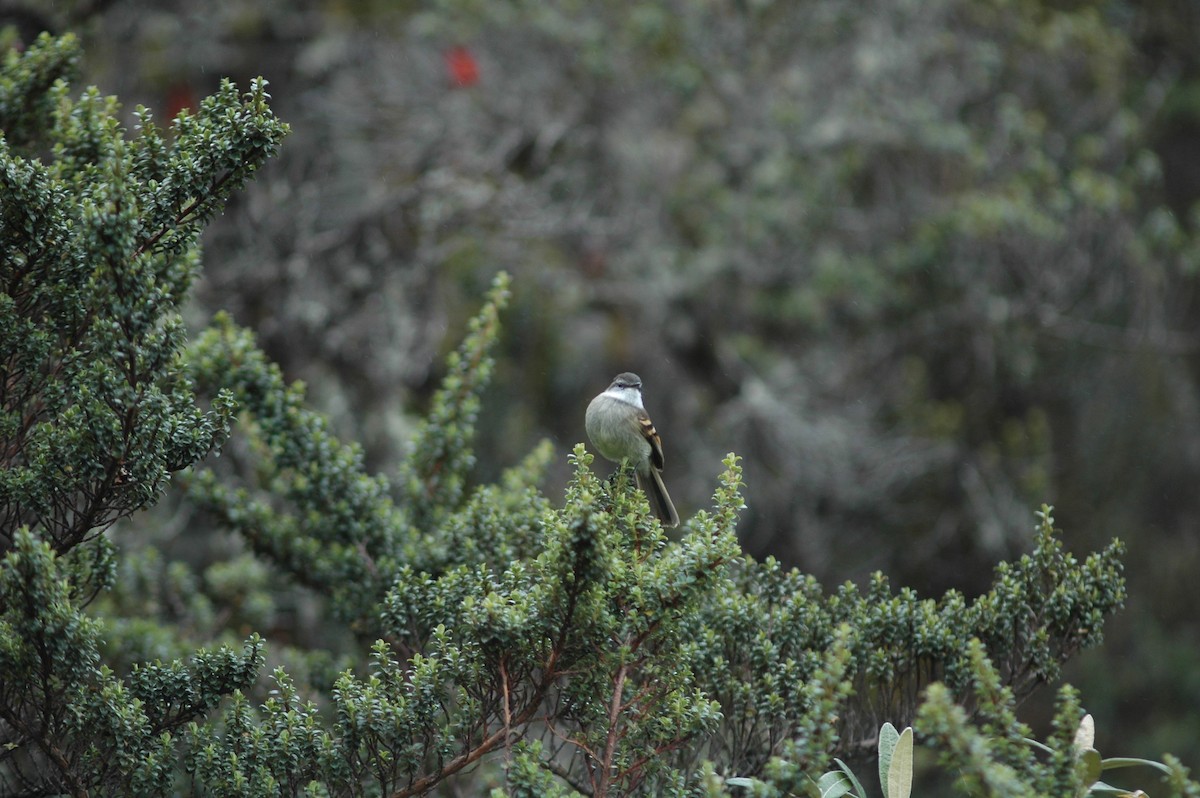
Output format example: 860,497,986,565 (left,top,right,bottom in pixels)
585,372,680,527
